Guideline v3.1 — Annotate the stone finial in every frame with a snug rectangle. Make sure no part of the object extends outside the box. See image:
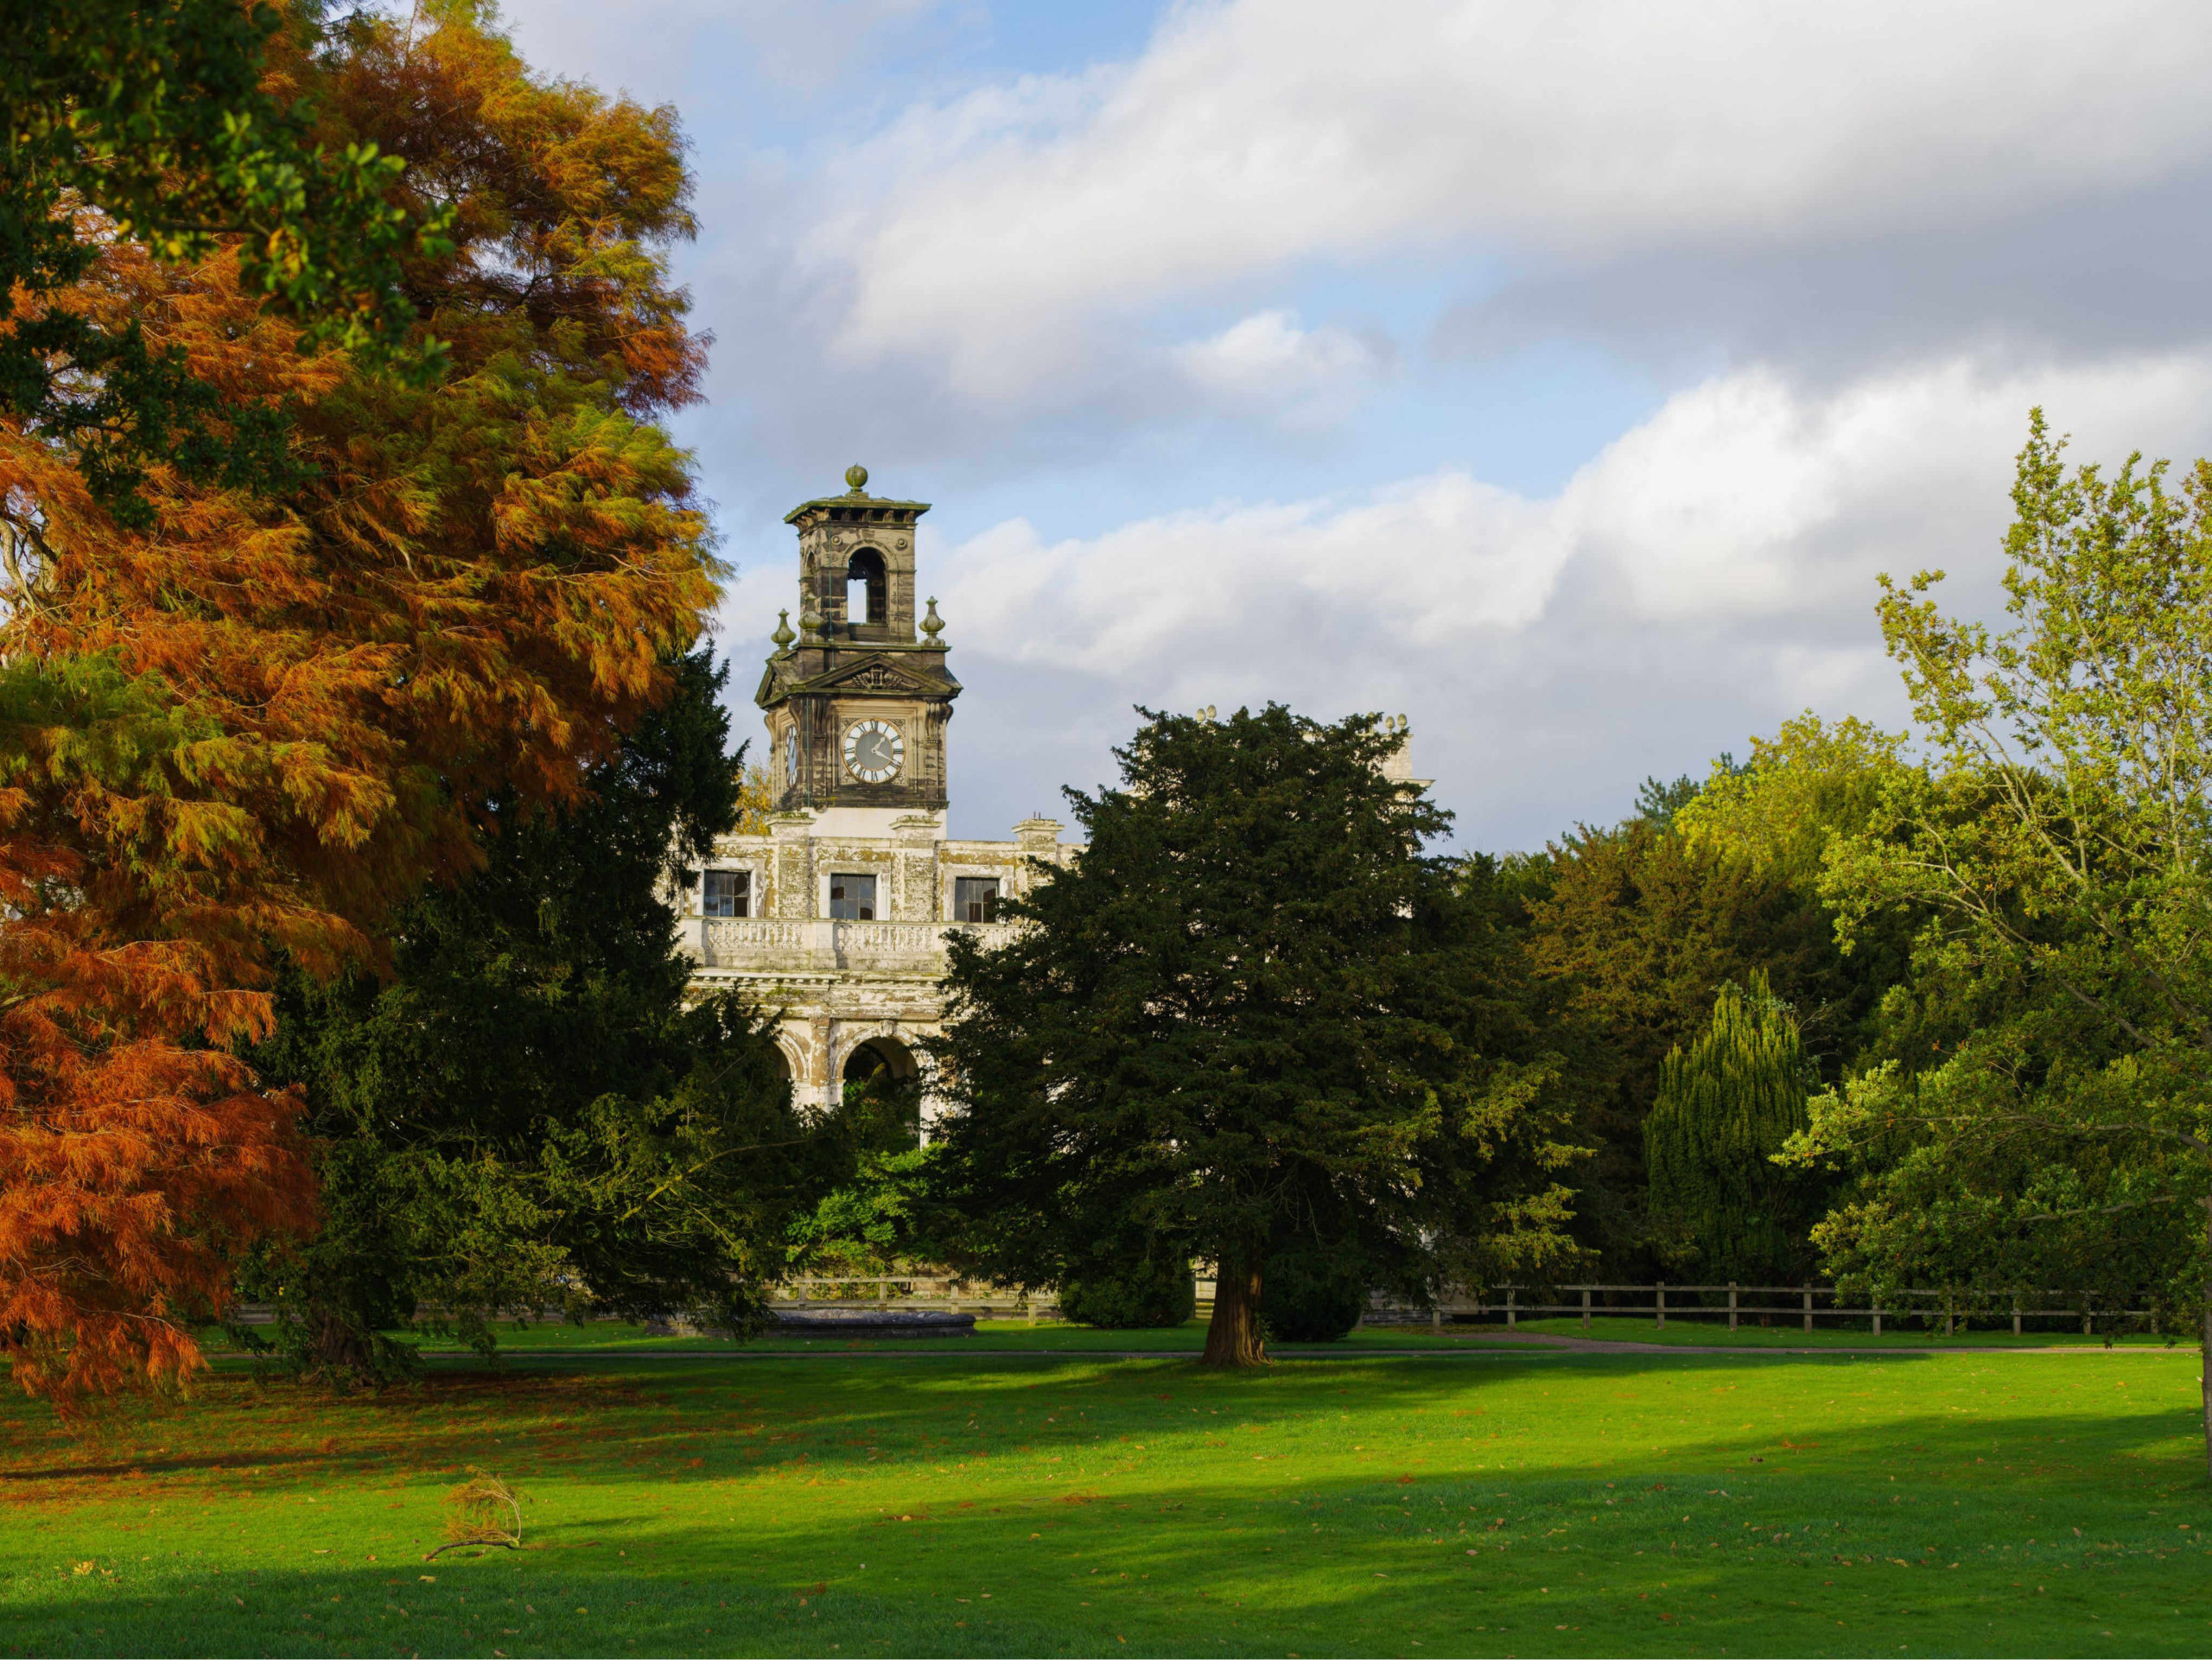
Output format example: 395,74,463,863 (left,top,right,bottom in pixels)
1381,713,1418,783
921,596,945,641
771,608,796,650
798,599,824,642
844,463,869,494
